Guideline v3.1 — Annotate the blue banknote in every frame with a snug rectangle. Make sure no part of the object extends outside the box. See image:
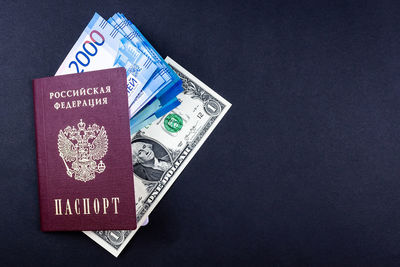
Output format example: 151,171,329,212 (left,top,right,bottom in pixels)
129,83,183,132
130,98,181,133
108,13,183,115
56,13,158,117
